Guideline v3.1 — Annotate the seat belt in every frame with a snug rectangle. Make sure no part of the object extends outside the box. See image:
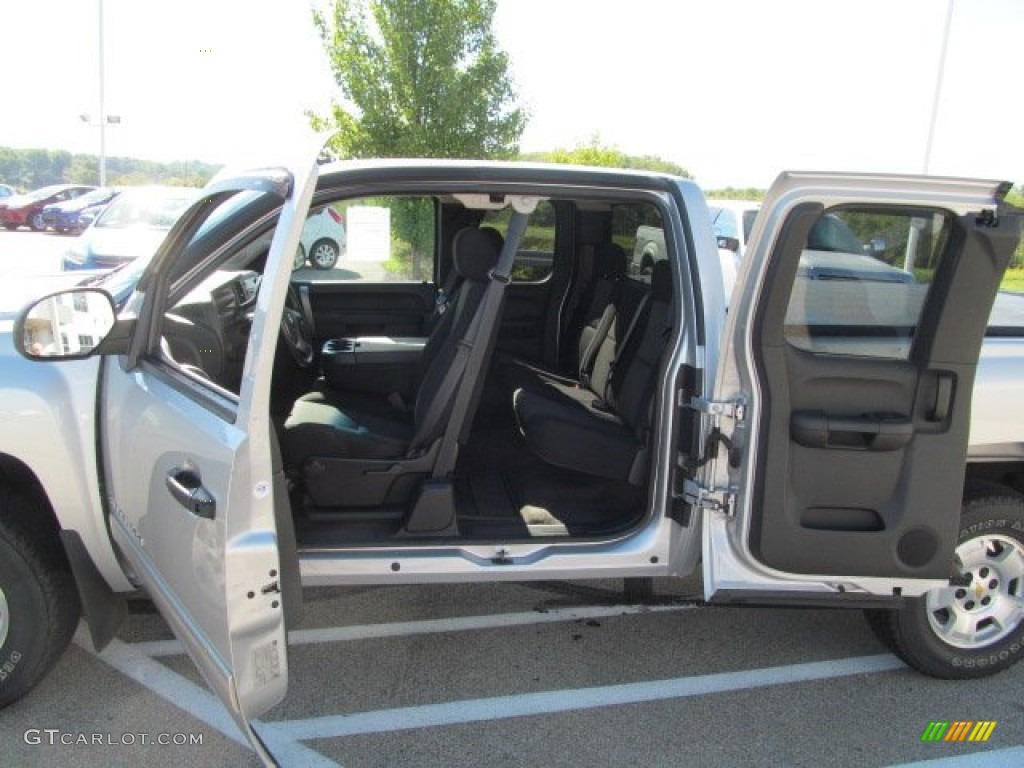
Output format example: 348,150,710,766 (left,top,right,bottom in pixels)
578,279,621,386
603,292,650,404
431,211,531,478
562,243,594,347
